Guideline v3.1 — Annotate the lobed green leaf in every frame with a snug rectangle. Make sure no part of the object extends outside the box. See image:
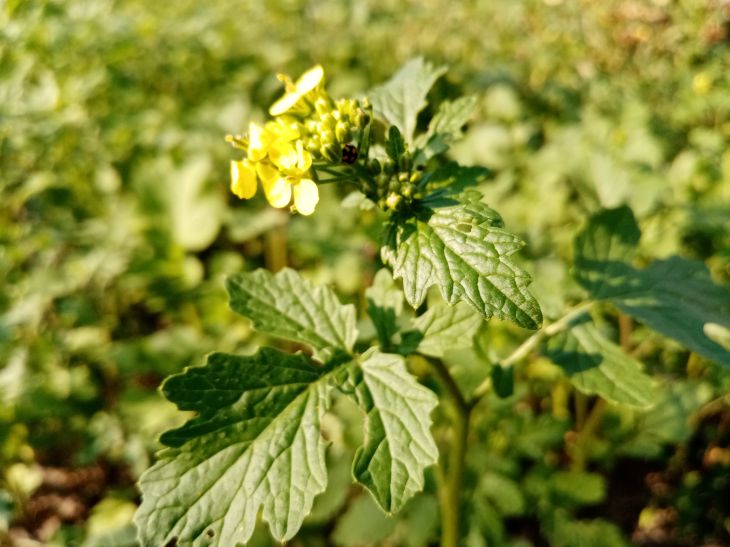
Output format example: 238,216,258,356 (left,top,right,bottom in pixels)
226,268,358,362
381,192,542,329
345,349,439,513
135,348,335,546
368,57,447,145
